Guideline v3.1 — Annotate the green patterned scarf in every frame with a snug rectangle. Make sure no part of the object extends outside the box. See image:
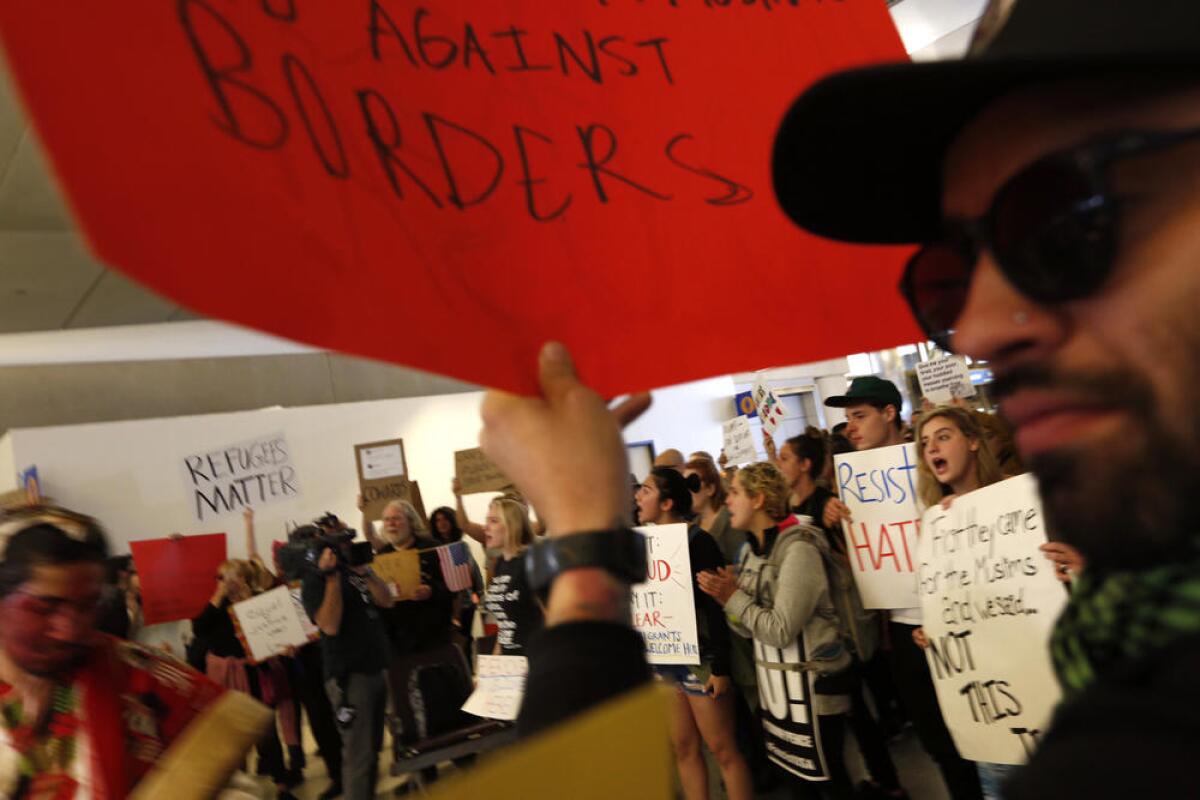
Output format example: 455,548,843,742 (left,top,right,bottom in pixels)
1051,555,1200,698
